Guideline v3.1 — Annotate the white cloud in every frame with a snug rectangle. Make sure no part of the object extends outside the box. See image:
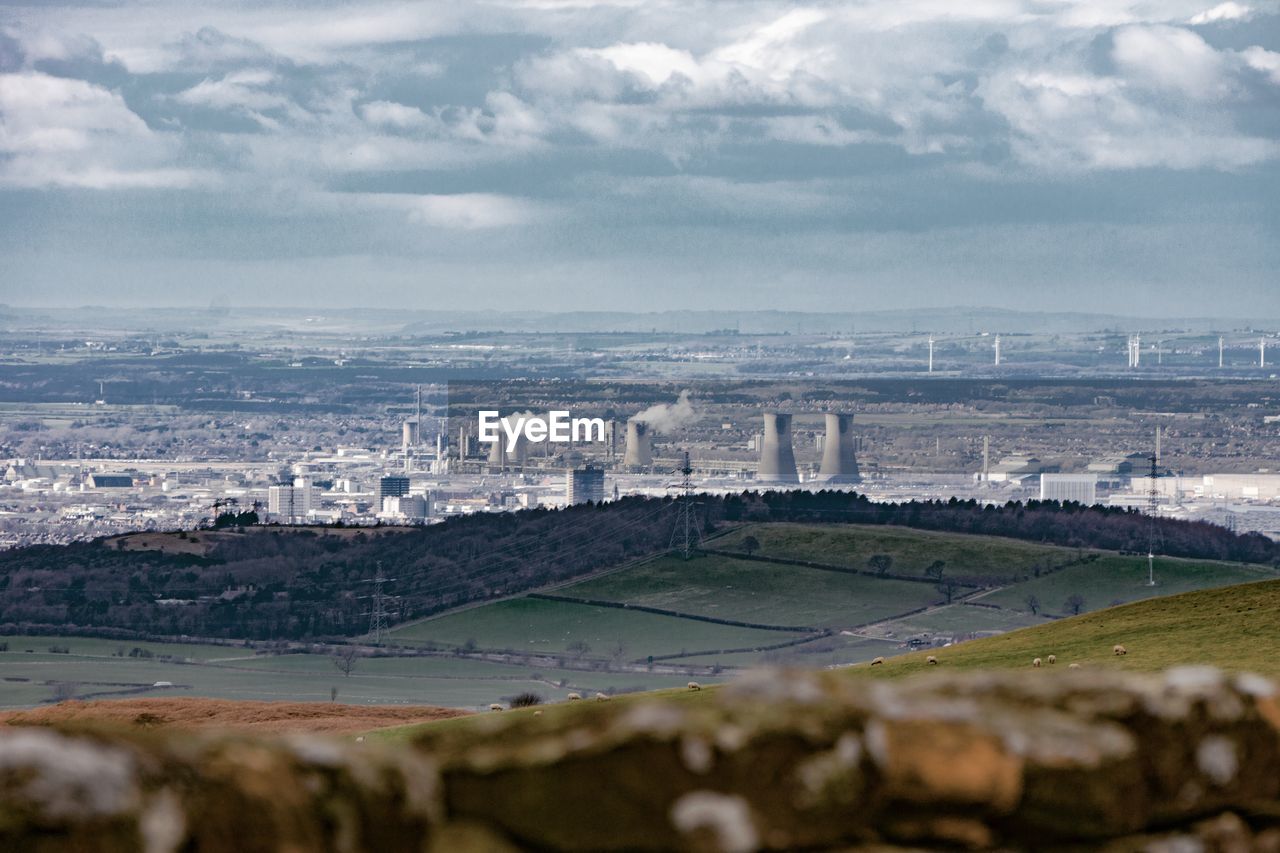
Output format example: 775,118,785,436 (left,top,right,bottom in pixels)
173,70,294,113
339,192,541,229
1241,46,1280,84
359,99,430,128
0,71,210,188
979,67,1277,170
1189,2,1254,24
1112,25,1231,99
